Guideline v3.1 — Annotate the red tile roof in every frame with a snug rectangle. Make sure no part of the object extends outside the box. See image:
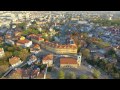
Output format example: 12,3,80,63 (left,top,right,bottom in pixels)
60,57,77,64
17,39,30,44
42,54,53,61
9,56,21,65
33,44,40,48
